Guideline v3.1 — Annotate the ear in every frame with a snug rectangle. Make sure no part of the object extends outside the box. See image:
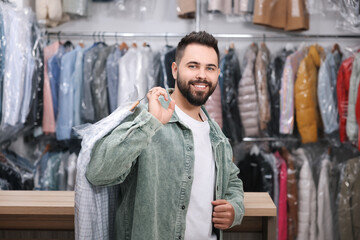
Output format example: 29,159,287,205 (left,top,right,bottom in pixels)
217,67,221,78
172,62,178,80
